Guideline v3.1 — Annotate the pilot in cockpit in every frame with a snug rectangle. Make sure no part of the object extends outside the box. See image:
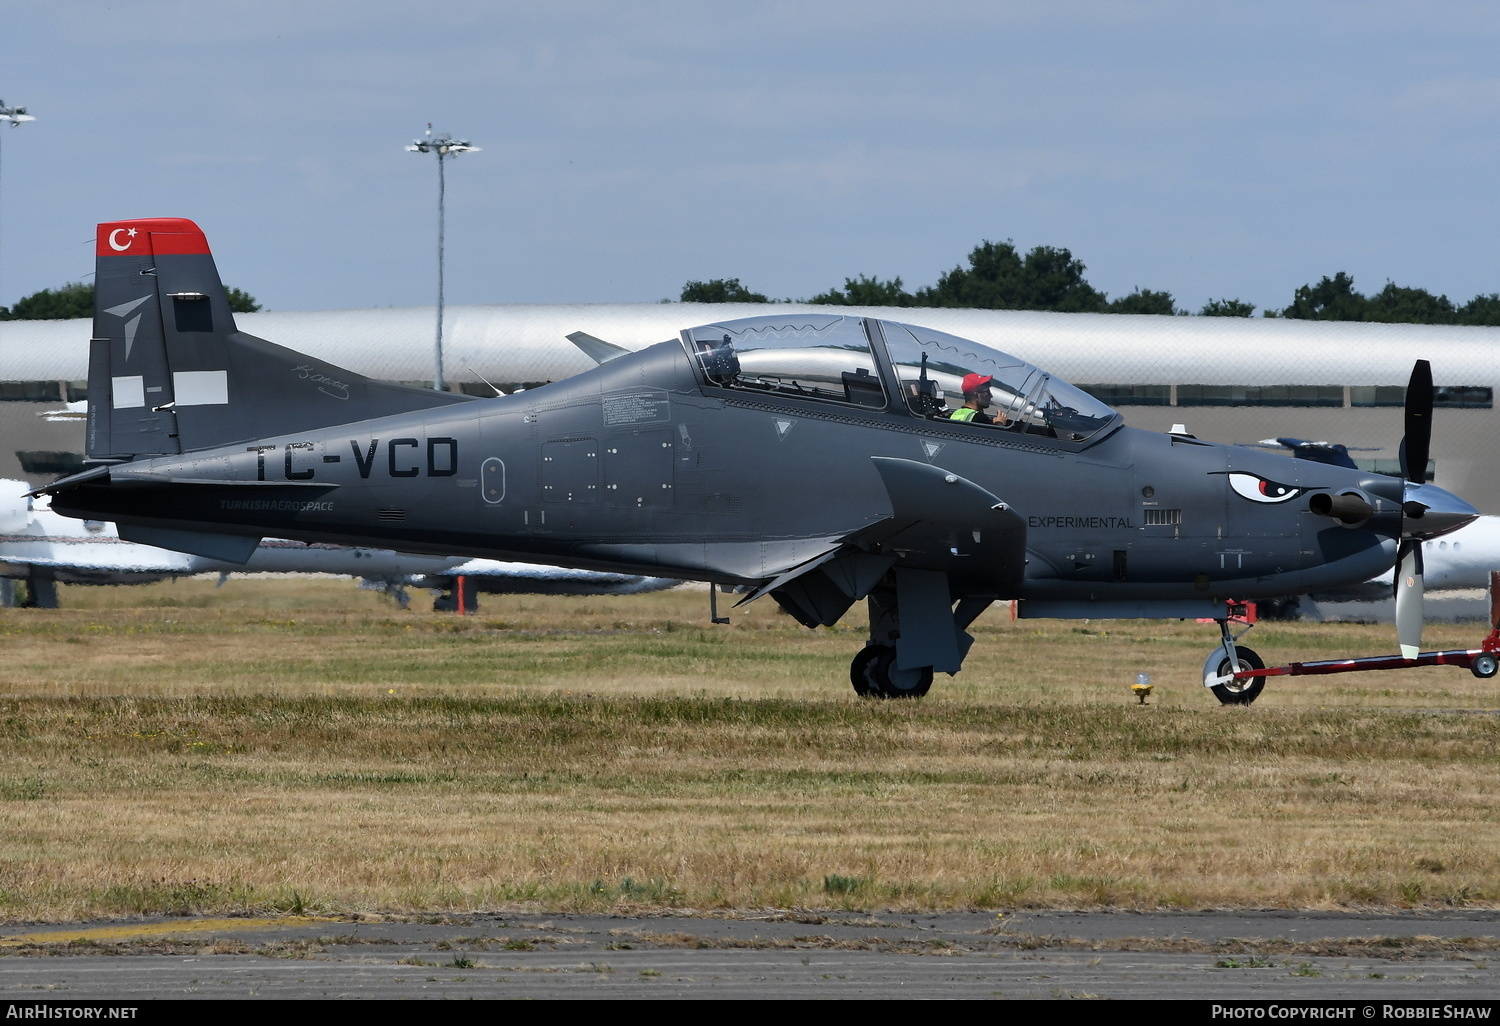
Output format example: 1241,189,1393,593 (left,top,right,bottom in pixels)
946,373,1009,426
